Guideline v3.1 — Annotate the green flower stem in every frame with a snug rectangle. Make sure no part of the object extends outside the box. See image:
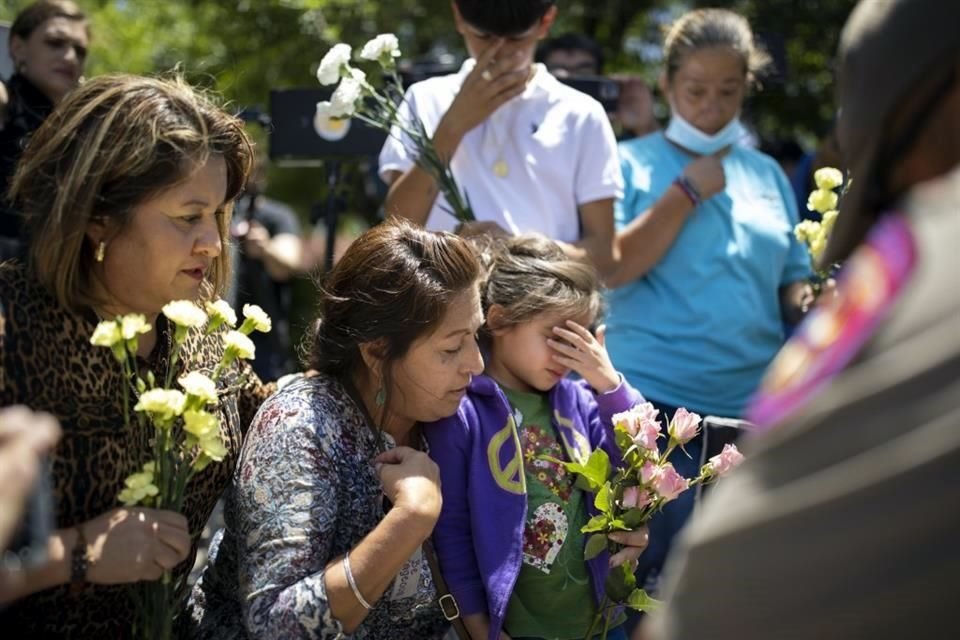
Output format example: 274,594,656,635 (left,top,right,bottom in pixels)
584,594,608,639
